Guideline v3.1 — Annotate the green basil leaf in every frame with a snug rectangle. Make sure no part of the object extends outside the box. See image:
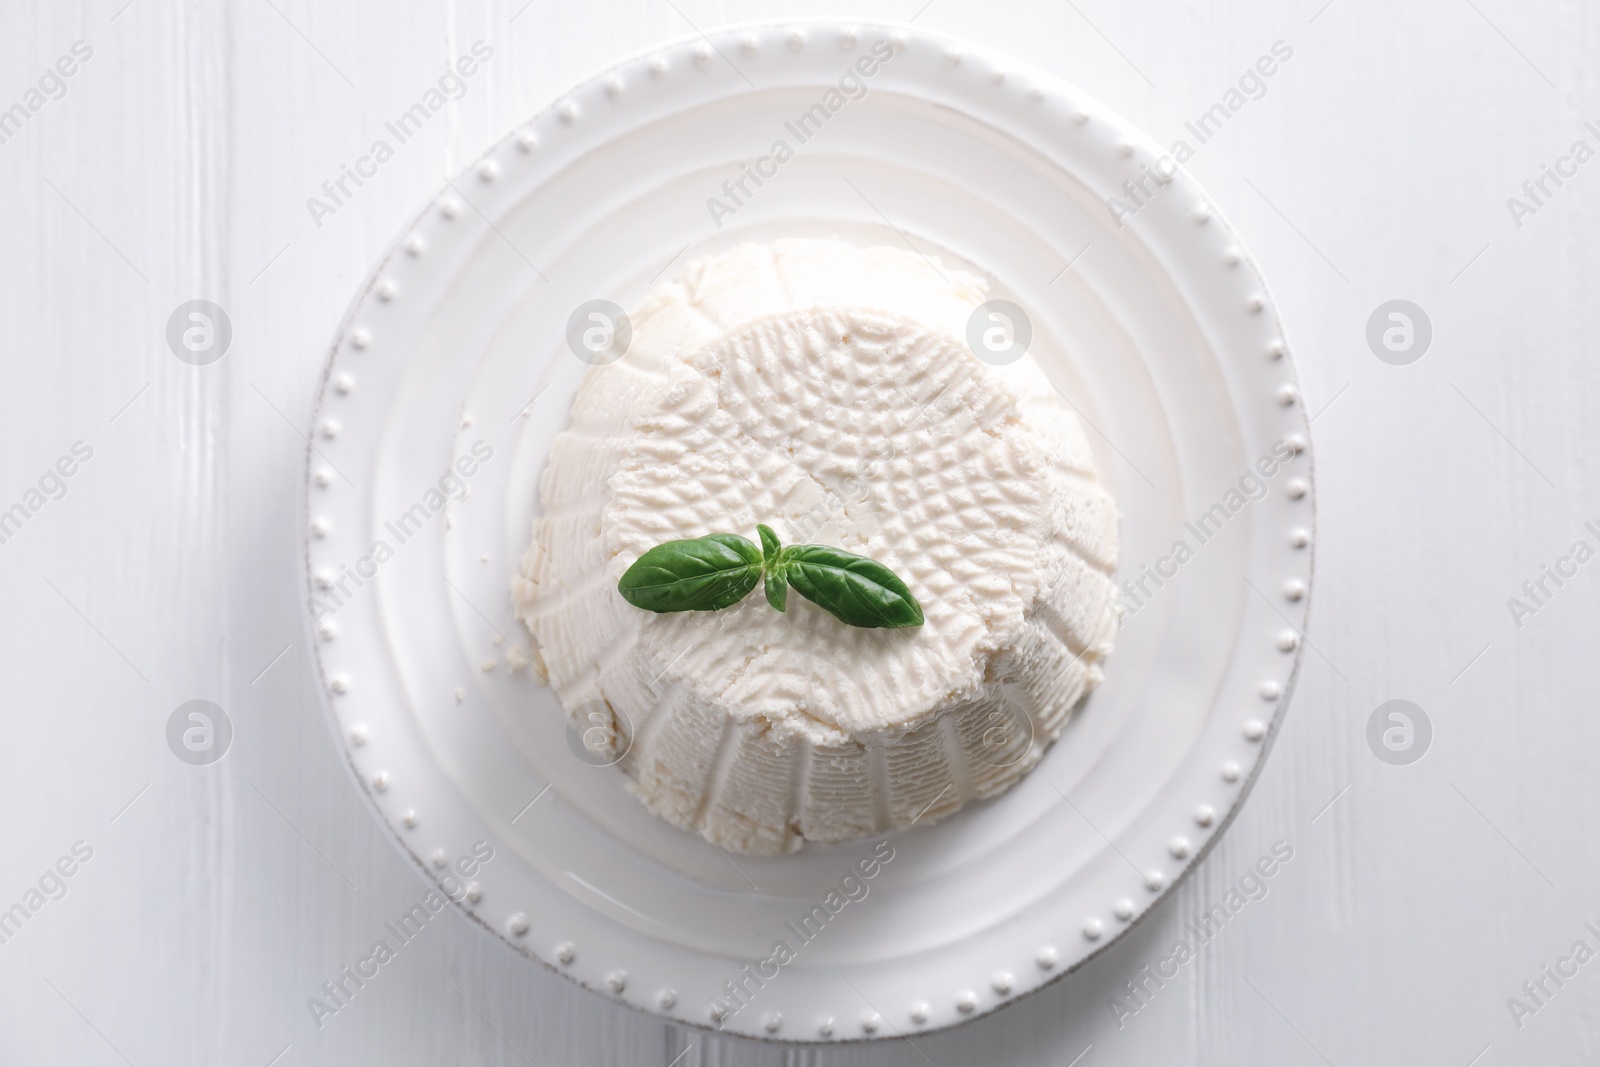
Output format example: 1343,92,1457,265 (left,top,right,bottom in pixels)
764,564,788,612
757,523,787,610
757,523,781,560
780,544,924,629
617,534,762,613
